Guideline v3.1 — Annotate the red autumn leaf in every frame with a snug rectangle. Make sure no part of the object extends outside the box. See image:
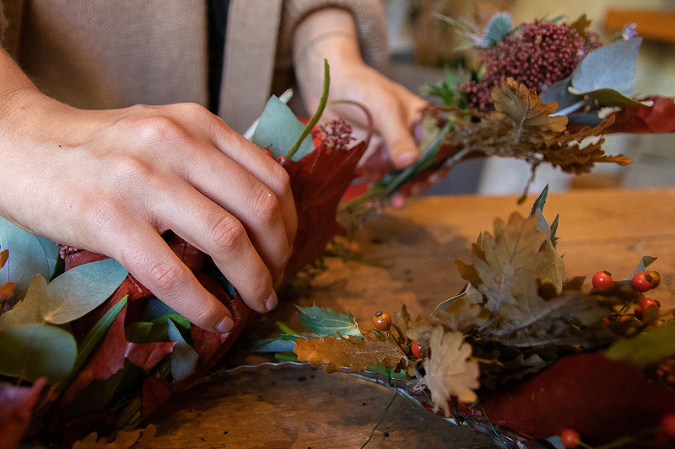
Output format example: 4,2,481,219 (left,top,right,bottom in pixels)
281,141,366,279
607,96,675,134
59,297,175,406
455,352,675,445
0,378,45,449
